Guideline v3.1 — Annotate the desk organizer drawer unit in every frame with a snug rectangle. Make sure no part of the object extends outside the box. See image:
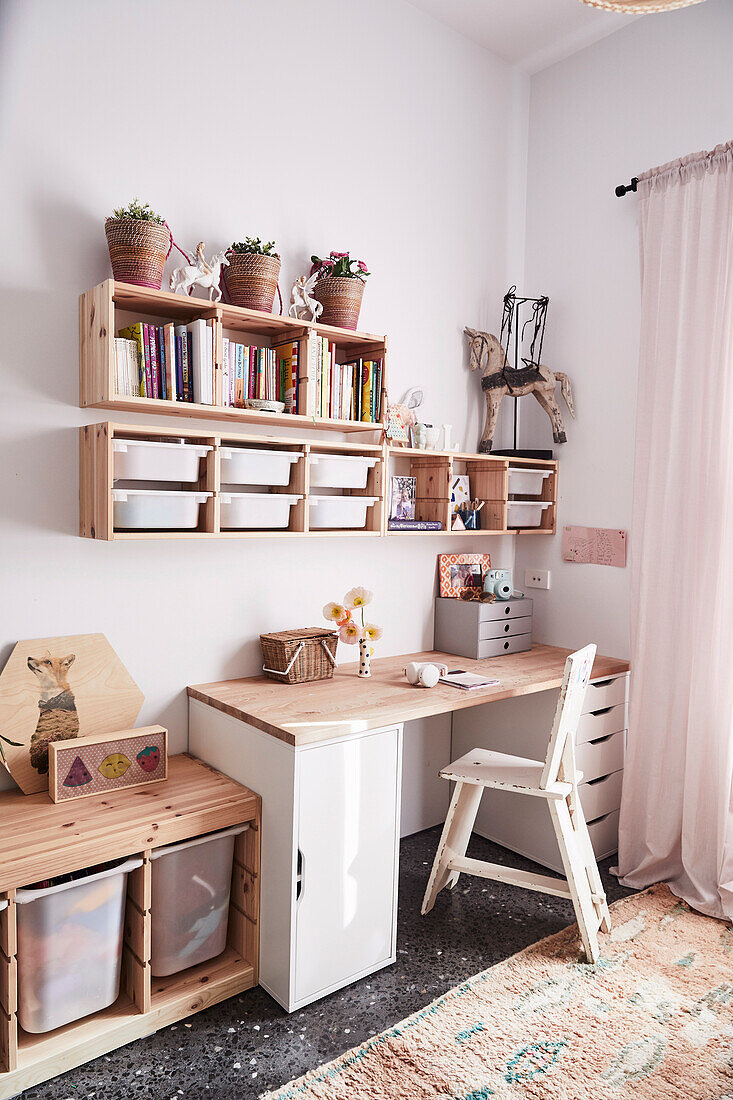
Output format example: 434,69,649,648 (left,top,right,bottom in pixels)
434,596,533,660
451,670,630,874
